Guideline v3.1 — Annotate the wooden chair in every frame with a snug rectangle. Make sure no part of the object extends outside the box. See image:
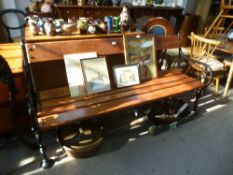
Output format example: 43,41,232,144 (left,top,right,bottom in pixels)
187,32,226,95
142,17,176,69
204,26,225,35
0,9,27,42
142,17,174,35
